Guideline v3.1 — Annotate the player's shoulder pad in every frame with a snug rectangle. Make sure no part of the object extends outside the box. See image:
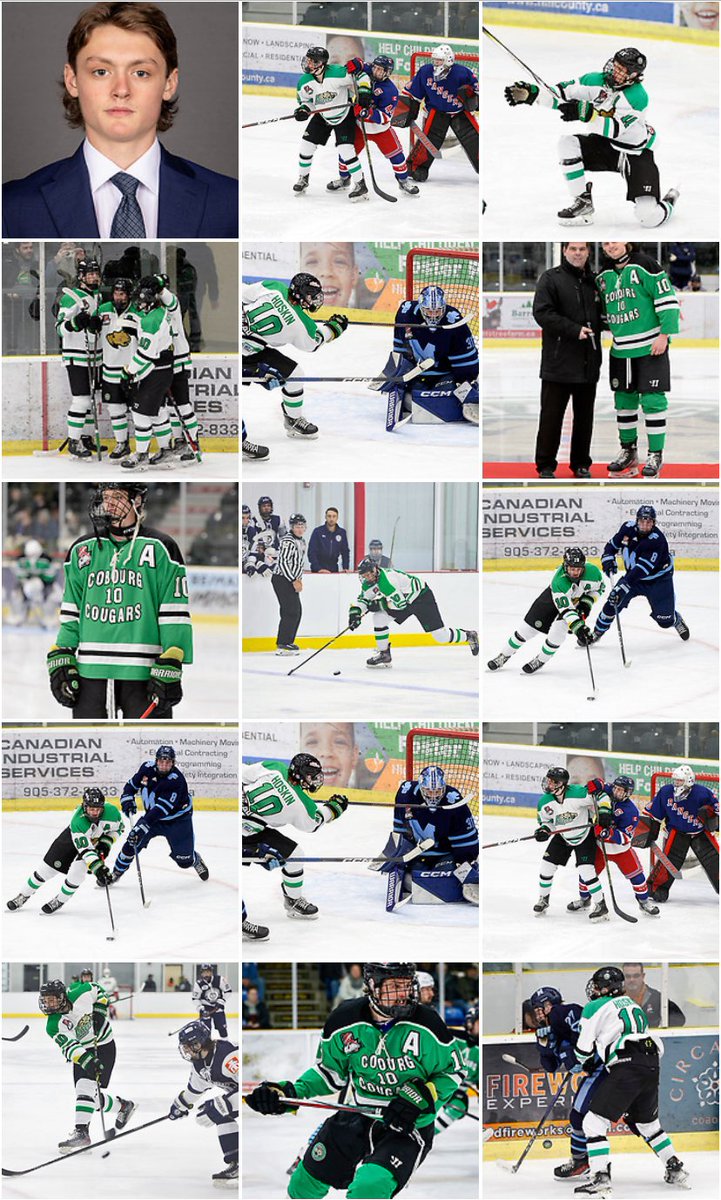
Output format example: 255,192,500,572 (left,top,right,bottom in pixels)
140,526,185,564
625,80,649,109
630,252,663,274
65,533,96,563
443,787,463,805
322,998,369,1037
409,1004,456,1043
578,72,605,87
218,1041,240,1075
